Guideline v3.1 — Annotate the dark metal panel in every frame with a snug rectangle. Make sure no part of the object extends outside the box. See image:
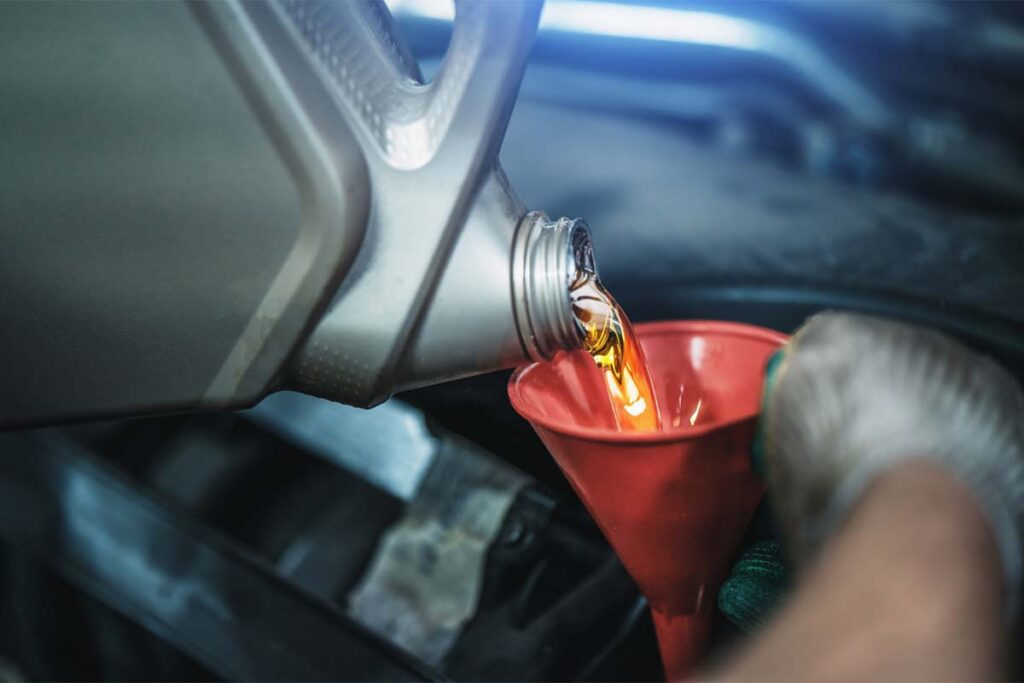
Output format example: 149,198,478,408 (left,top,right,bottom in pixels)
0,431,433,682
